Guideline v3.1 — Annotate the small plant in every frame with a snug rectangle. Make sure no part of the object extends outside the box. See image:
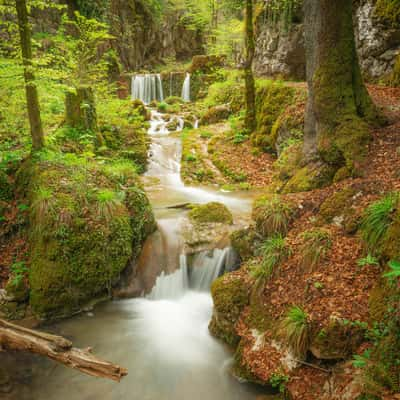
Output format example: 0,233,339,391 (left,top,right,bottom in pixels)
269,372,289,393
95,189,125,221
357,254,380,268
278,306,310,359
360,193,398,252
185,154,197,162
157,102,168,113
232,132,247,144
383,260,400,282
17,203,29,212
10,261,29,286
353,349,372,369
251,235,291,284
300,228,332,271
252,195,294,238
314,281,324,290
